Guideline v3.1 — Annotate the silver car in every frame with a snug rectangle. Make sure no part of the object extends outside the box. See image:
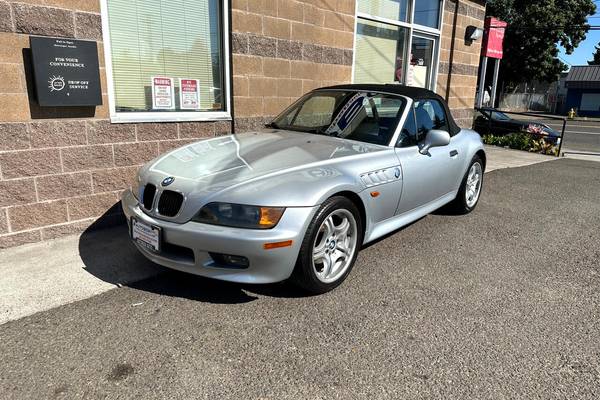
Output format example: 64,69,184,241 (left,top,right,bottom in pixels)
122,84,486,294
